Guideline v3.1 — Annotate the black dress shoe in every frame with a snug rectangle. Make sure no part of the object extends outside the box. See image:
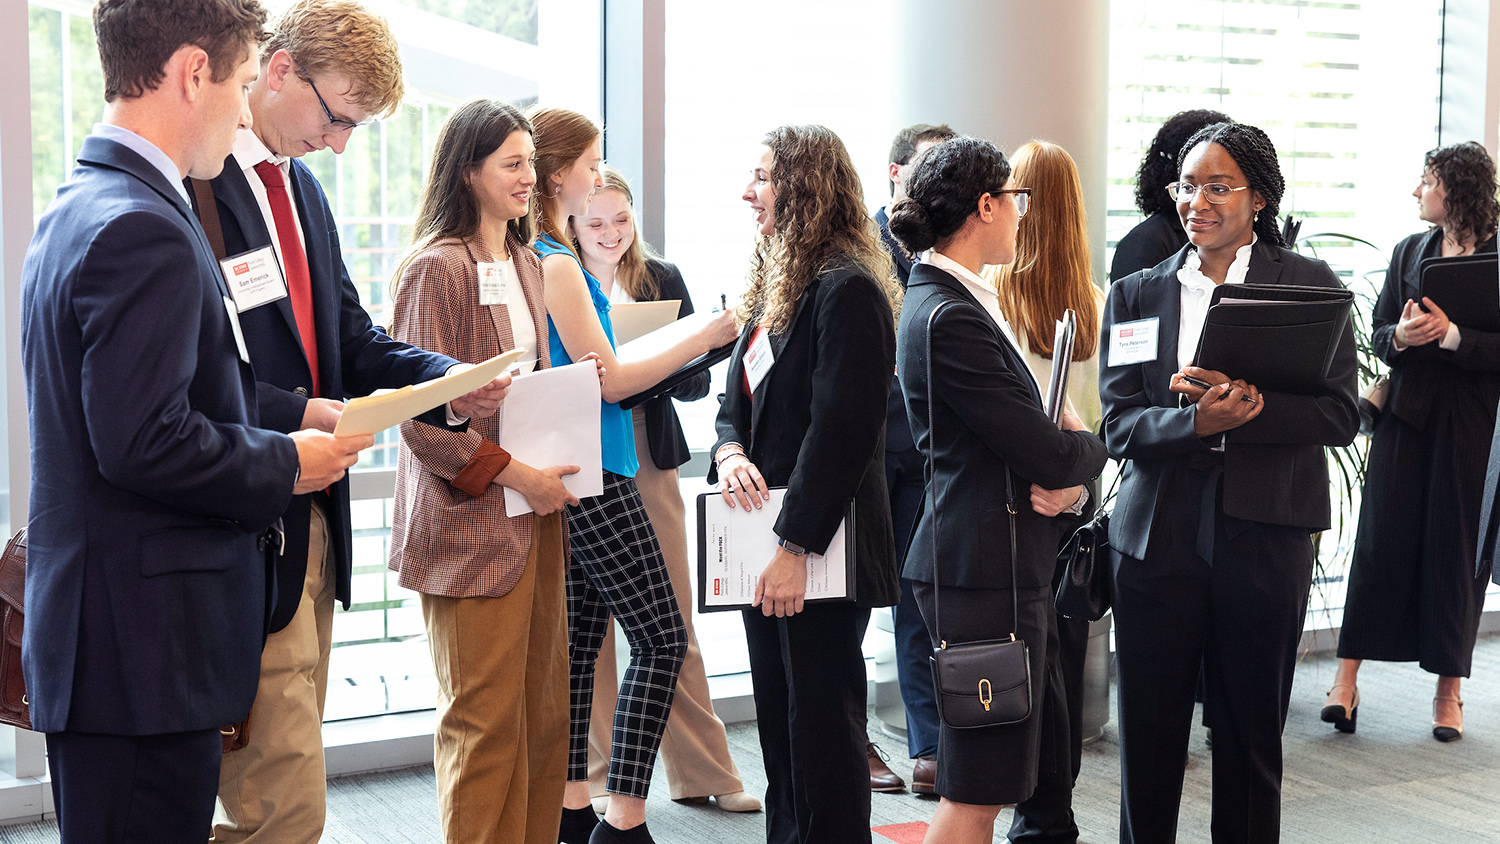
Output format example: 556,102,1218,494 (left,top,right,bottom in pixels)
867,741,906,792
911,754,937,796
